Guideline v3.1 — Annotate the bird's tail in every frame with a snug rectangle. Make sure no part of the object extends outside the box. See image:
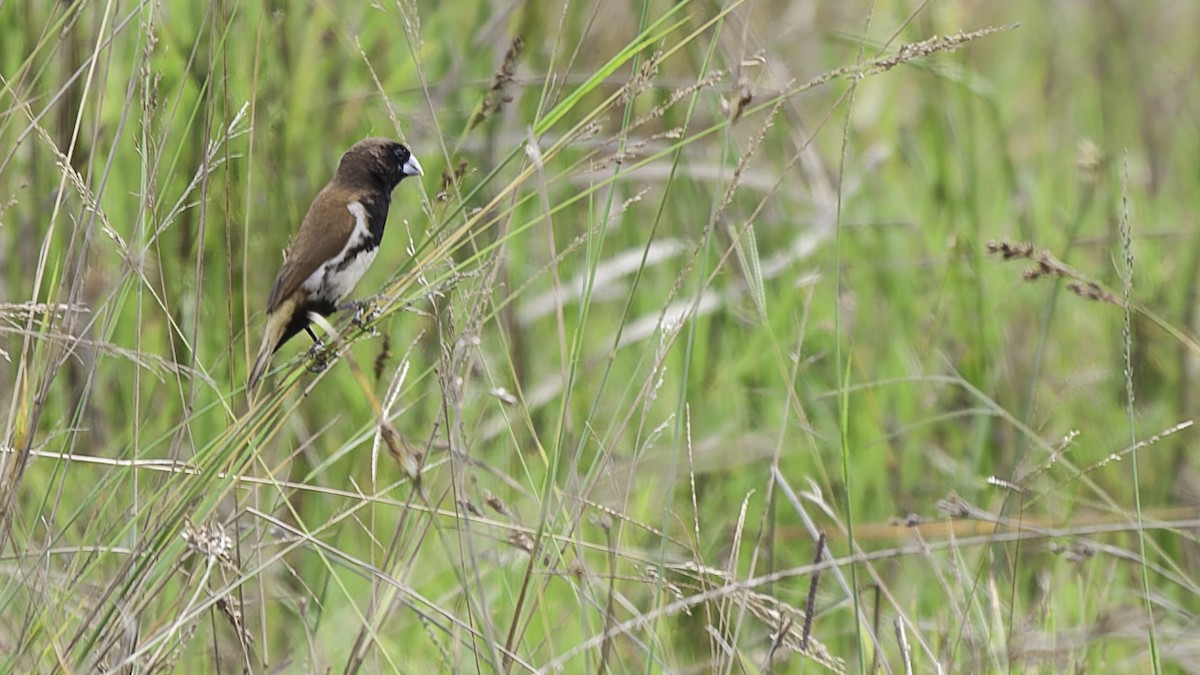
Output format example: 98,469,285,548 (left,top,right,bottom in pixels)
247,342,273,396
247,311,286,396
